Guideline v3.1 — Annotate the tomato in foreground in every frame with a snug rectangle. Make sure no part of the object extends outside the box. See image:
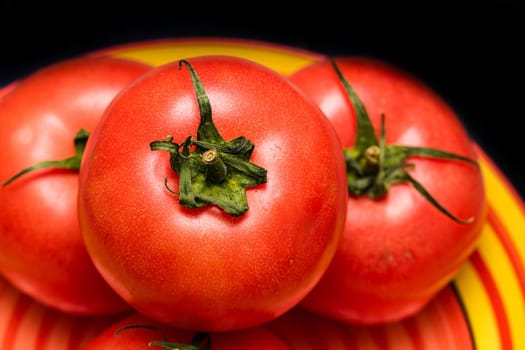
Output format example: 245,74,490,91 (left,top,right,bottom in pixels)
84,313,291,349
0,56,151,314
78,56,348,331
289,57,487,324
